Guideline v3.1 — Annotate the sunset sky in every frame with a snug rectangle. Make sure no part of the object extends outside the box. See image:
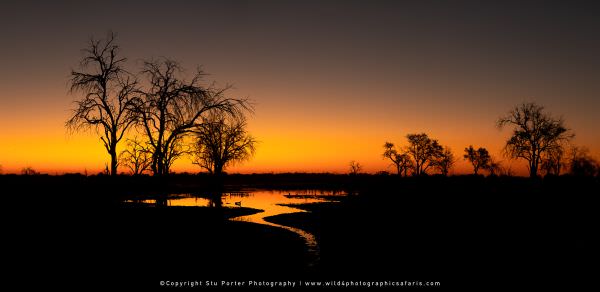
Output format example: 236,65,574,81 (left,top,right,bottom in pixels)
1,0,599,175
